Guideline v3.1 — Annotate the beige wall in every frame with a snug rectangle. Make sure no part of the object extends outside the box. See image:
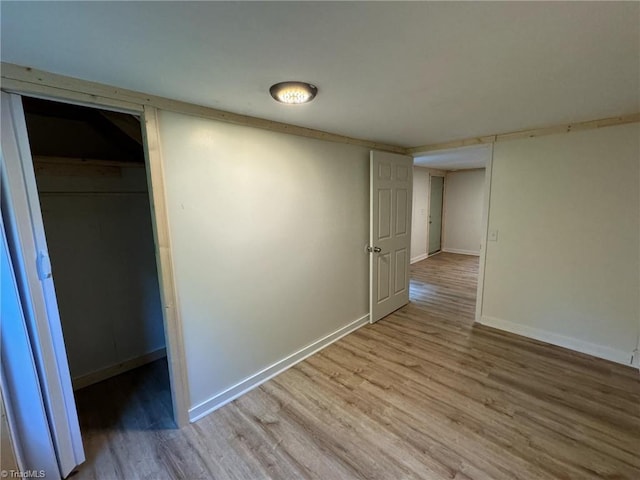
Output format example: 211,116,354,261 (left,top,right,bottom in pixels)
443,169,485,255
36,169,166,385
156,110,371,419
480,123,640,364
